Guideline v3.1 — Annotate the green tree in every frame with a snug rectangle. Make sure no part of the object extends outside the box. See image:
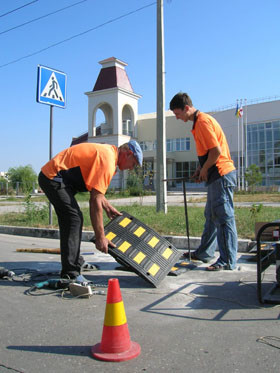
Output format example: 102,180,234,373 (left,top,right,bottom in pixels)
245,164,262,192
0,176,8,195
126,168,144,196
7,165,38,194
